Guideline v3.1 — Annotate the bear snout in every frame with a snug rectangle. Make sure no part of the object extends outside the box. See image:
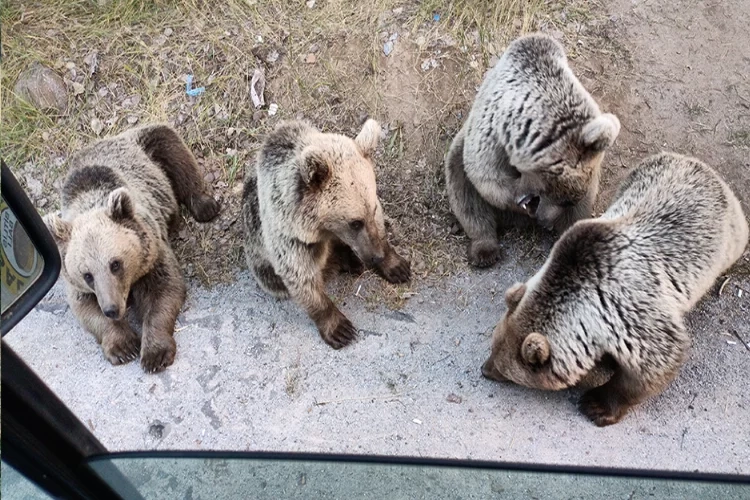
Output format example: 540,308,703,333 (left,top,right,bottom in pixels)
102,305,121,319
